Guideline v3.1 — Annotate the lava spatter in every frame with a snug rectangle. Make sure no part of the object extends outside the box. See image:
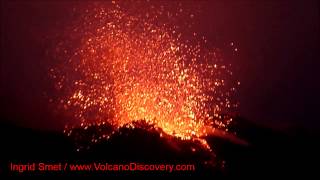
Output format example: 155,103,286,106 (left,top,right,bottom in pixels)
50,1,239,151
